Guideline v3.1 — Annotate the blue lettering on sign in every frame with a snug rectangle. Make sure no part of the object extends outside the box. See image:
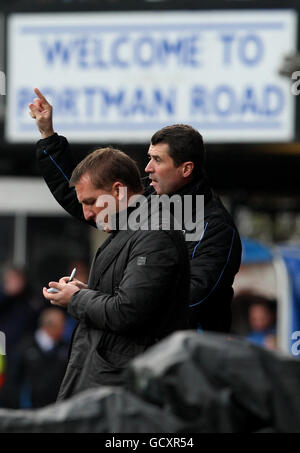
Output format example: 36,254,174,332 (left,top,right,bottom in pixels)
99,87,176,117
40,40,72,65
190,84,284,117
76,38,89,69
158,35,202,66
125,89,148,115
17,88,33,116
39,34,202,69
40,87,75,115
220,33,264,66
84,87,97,116
212,85,236,116
238,34,264,66
17,86,177,118
94,39,108,68
153,89,175,114
134,36,156,67
17,85,284,123
111,36,129,68
100,89,125,115
189,86,209,115
220,34,235,65
240,87,258,114
62,88,79,116
159,38,183,62
187,35,201,67
263,85,284,116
